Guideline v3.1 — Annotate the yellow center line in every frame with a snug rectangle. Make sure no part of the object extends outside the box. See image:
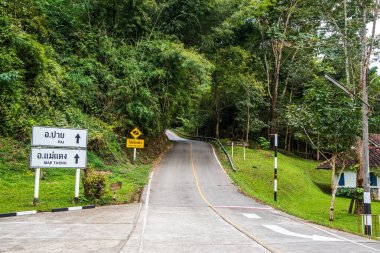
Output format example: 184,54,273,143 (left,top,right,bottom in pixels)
189,142,277,253
190,142,212,207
